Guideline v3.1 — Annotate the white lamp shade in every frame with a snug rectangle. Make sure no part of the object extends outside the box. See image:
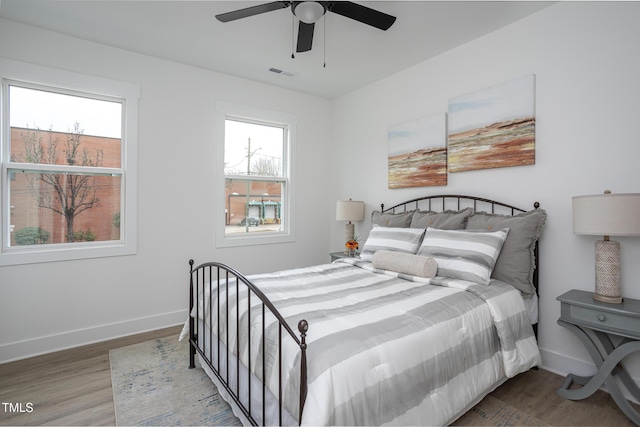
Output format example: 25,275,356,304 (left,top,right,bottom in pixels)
294,1,325,24
573,193,640,236
336,200,365,222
